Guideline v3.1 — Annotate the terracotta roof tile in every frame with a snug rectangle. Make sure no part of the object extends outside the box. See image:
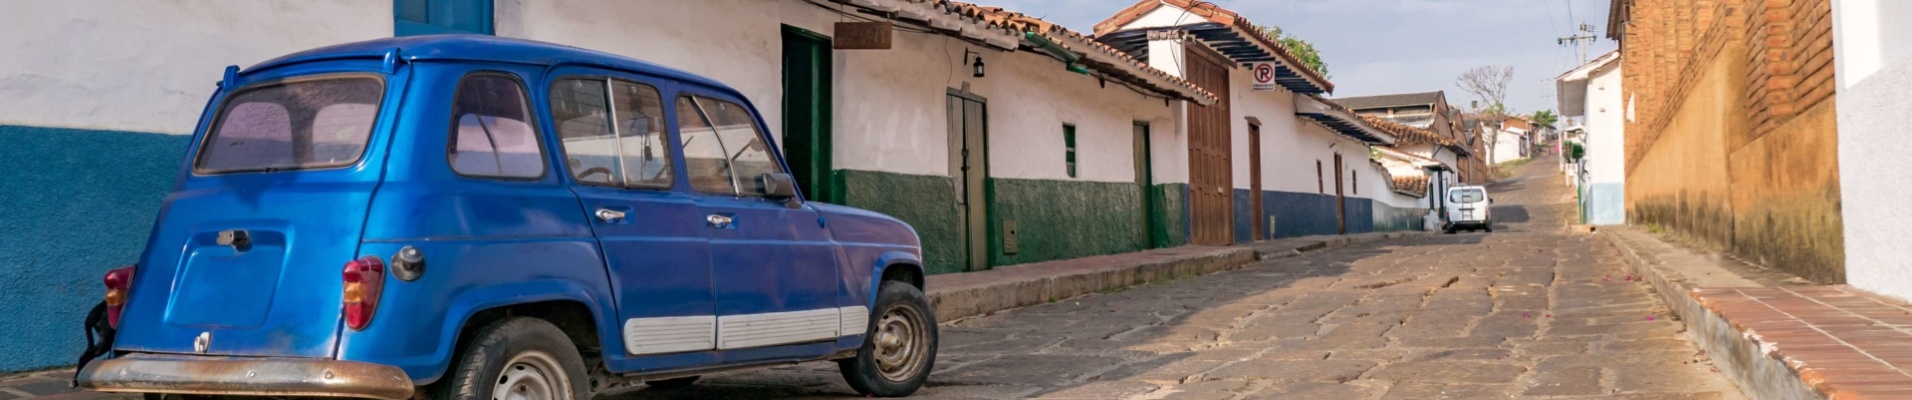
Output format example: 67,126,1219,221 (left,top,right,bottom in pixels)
1091,0,1333,93
1391,175,1429,197
947,1,1218,104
